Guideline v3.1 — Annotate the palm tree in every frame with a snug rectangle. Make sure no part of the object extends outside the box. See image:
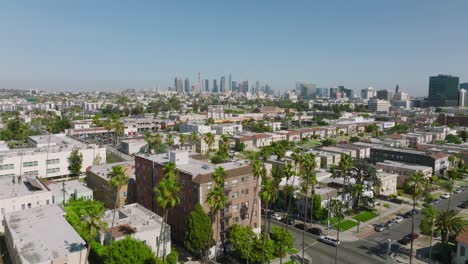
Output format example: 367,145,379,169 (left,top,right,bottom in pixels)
78,203,107,264
204,132,215,154
113,121,124,146
179,134,187,145
420,205,437,261
300,153,316,262
406,172,427,264
434,210,467,244
154,177,181,261
260,177,278,263
446,169,458,210
107,165,129,262
330,198,344,264
212,166,227,186
189,131,200,145
279,162,296,264
206,185,227,262
166,133,175,149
